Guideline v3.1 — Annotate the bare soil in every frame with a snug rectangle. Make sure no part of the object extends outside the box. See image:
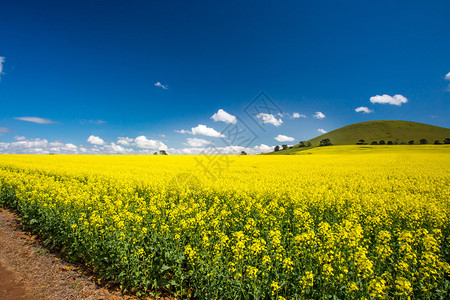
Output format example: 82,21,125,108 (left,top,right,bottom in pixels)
0,207,142,300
